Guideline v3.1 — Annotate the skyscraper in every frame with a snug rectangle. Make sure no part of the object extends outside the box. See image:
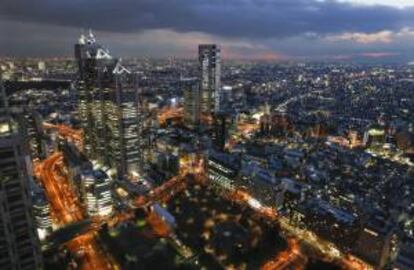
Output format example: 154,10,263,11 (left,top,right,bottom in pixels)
198,44,221,116
0,80,43,269
75,31,142,179
23,110,47,161
183,79,200,129
212,112,231,151
75,30,114,160
109,62,142,177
